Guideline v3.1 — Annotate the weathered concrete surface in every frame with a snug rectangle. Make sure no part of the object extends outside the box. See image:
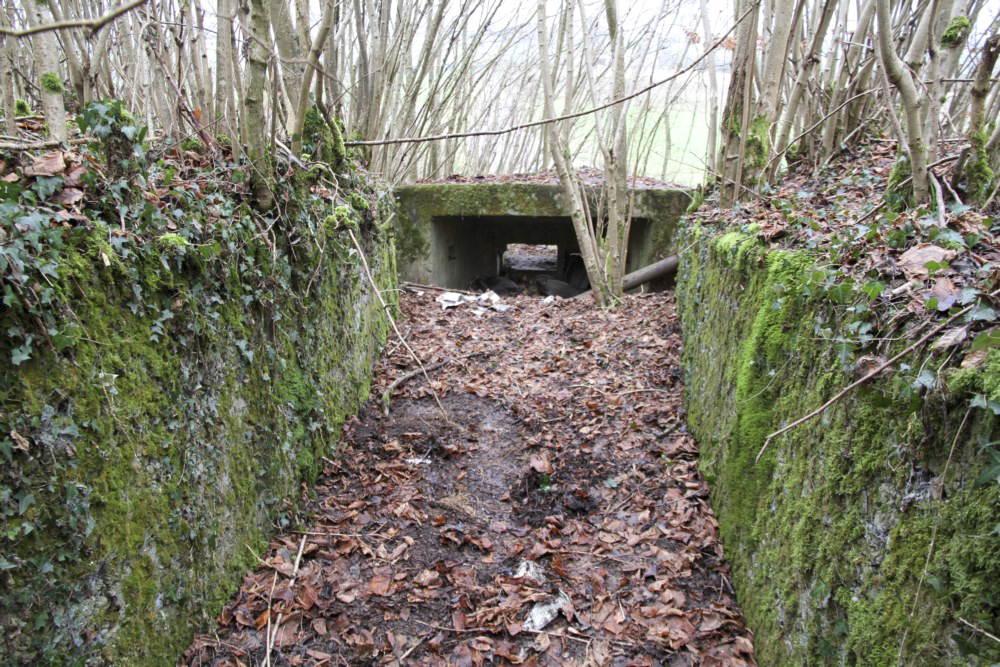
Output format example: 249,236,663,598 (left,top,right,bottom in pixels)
394,182,690,289
677,223,1000,666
